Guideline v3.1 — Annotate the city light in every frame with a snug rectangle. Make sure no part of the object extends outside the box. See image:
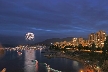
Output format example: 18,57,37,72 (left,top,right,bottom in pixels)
54,30,106,48
51,43,53,44
80,70,83,72
97,66,99,68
